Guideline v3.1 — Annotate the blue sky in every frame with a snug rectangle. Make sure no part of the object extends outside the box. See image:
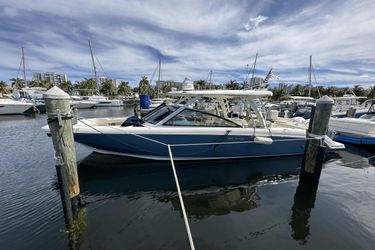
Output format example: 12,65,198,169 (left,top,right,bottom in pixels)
0,0,374,88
